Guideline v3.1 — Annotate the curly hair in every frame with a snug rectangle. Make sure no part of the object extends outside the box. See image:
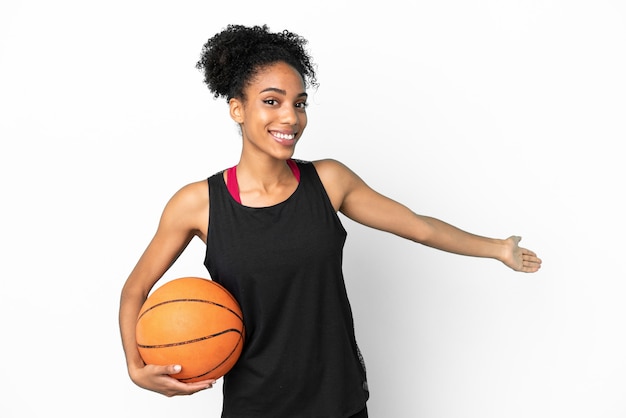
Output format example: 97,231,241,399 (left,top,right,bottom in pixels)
196,24,318,102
